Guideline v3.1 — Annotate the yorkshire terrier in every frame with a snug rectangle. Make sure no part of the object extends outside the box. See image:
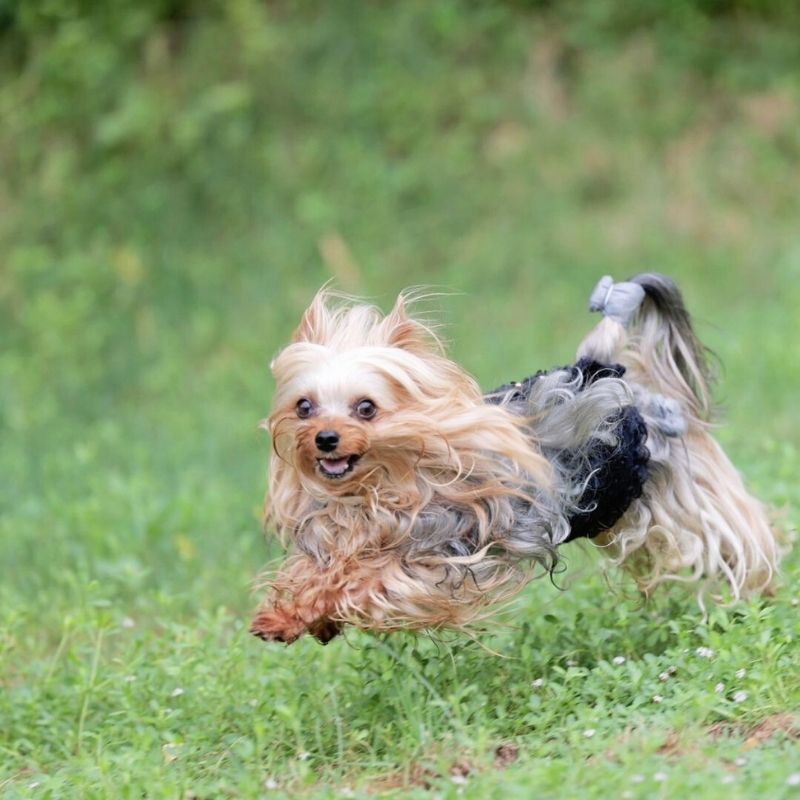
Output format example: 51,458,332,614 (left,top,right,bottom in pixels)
251,274,780,645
